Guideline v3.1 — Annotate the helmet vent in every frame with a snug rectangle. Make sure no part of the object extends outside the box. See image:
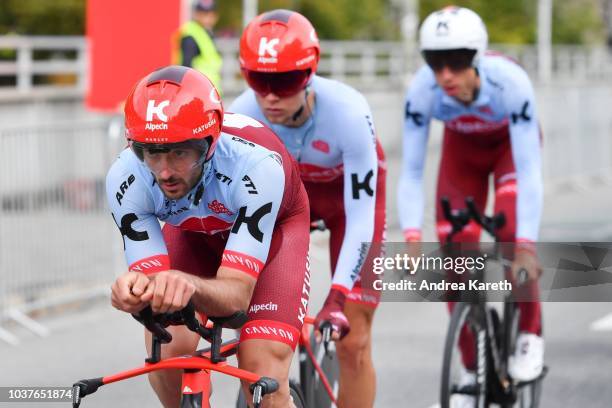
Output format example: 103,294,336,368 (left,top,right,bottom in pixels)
261,9,292,24
147,66,189,86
